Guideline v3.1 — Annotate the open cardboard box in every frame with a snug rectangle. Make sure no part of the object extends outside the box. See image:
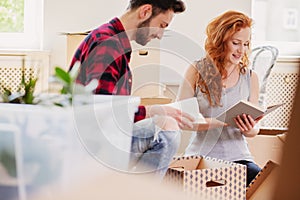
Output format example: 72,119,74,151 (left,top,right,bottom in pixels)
164,156,280,200
140,97,172,106
62,32,89,65
164,155,247,199
246,160,280,200
246,128,285,199
246,133,286,168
